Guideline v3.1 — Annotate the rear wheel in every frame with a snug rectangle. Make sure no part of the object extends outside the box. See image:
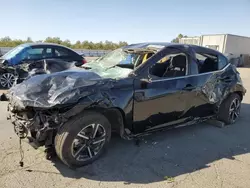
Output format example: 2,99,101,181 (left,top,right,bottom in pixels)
55,112,111,168
218,93,241,124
